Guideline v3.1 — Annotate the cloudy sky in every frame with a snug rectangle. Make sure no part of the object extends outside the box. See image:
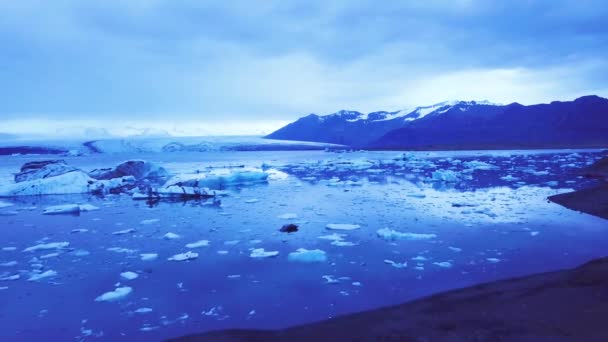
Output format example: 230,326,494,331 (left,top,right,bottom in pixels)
1,0,607,137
